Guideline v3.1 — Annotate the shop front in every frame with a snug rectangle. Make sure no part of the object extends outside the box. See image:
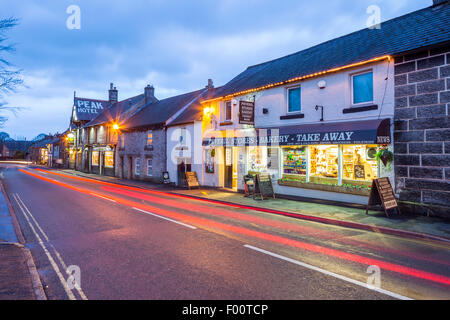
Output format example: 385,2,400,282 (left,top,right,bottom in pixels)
203,118,392,204
90,146,115,176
